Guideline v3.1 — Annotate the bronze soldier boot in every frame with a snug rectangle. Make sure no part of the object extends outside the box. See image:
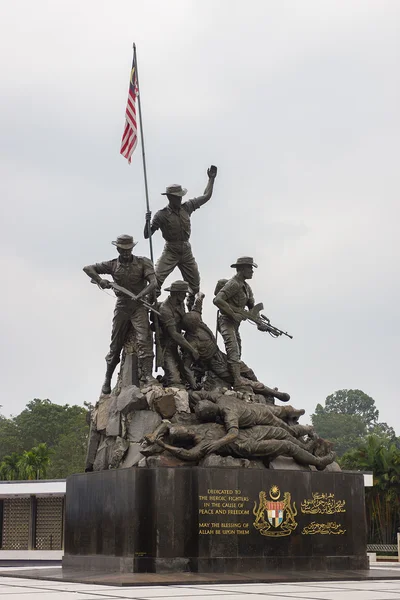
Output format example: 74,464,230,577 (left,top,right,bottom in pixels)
315,451,336,470
290,446,335,470
186,293,195,311
140,357,158,386
101,364,116,395
231,364,249,390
